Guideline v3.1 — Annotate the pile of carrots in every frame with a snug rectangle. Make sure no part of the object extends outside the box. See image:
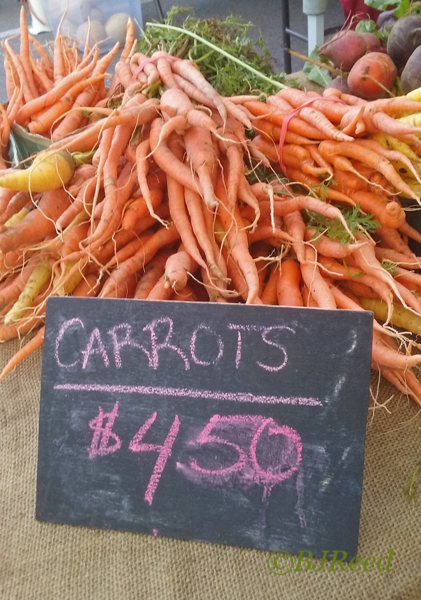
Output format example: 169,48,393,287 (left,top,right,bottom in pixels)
3,9,421,405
